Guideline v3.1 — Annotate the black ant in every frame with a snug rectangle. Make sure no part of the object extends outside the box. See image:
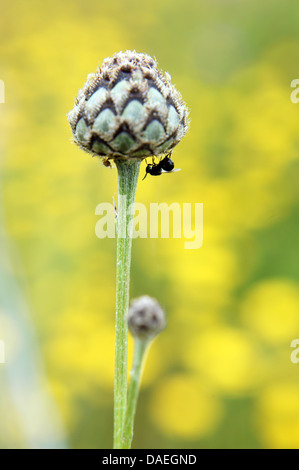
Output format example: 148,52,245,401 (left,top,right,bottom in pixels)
142,154,180,180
